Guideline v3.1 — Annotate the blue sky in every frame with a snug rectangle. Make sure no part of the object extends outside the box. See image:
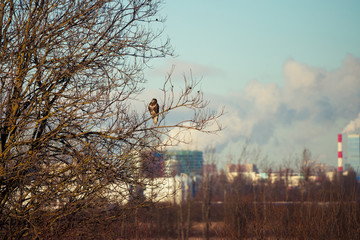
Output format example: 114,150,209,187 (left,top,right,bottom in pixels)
145,1,360,169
